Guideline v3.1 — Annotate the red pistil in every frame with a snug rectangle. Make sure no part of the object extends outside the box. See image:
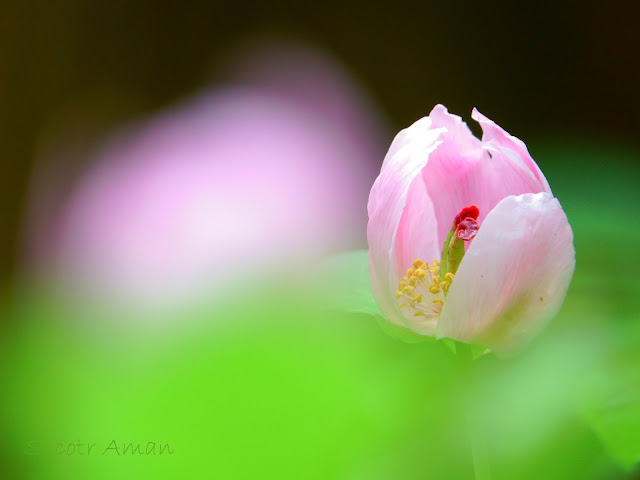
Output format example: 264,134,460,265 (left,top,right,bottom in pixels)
453,204,480,241
457,218,479,241
453,204,479,227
